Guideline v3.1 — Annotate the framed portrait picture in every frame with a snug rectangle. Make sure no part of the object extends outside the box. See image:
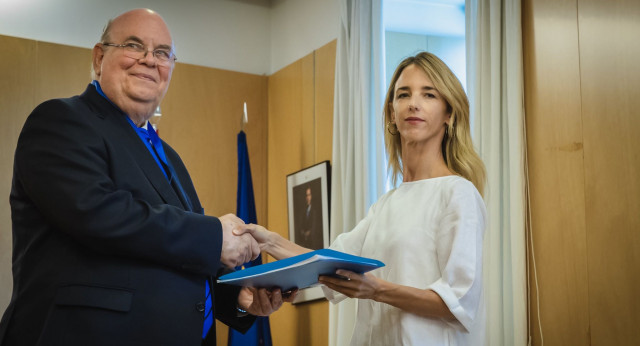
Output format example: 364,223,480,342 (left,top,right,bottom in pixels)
286,160,331,303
